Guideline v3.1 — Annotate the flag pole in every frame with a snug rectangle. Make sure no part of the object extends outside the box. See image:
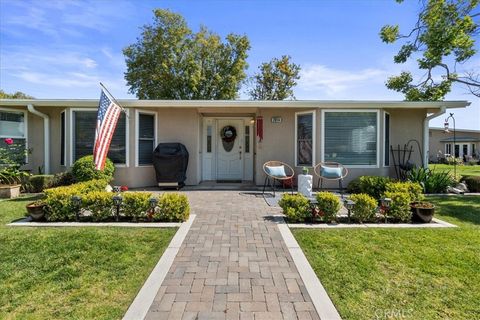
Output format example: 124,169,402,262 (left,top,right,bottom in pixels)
99,82,129,117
